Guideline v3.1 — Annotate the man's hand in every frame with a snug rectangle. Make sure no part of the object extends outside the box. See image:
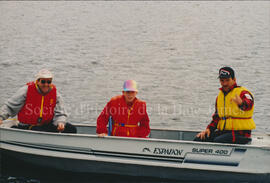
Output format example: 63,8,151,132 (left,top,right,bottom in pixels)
98,133,108,137
57,122,65,132
232,94,243,106
196,129,211,140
